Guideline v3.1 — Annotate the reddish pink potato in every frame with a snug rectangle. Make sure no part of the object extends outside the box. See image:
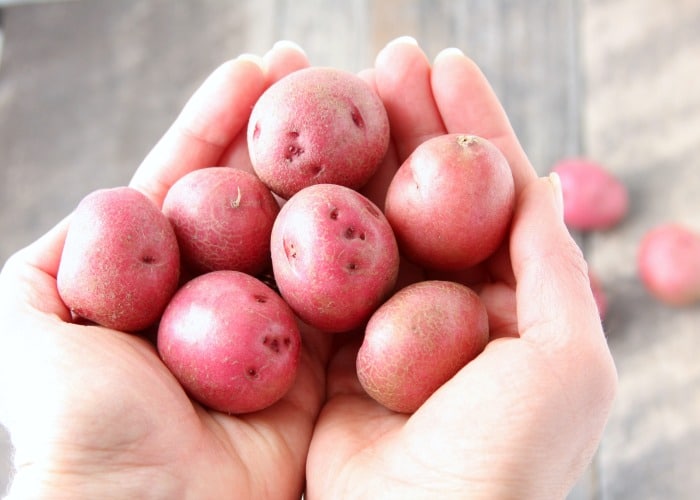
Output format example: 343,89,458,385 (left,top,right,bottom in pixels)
357,280,489,413
162,167,280,275
247,67,390,199
552,157,628,231
637,223,700,306
57,187,180,332
385,134,515,271
270,183,399,333
157,270,301,414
